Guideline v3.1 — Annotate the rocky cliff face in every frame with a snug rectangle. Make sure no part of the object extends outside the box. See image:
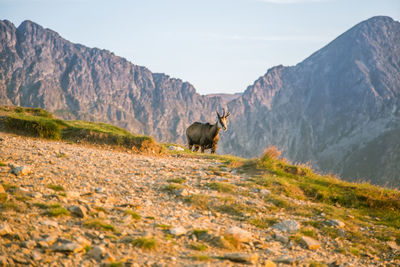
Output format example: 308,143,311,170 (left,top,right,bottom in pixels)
0,20,223,143
1,16,399,186
221,16,400,186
